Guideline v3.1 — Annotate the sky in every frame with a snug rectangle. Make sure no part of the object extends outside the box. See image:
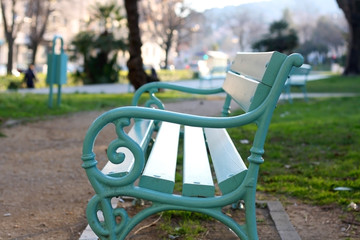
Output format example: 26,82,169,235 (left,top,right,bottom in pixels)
185,0,341,14
185,0,270,11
